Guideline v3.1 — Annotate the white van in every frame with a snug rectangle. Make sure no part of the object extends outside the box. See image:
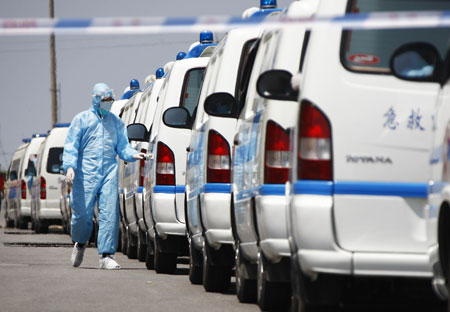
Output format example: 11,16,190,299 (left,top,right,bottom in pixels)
185,26,263,292
117,87,143,255
119,69,165,262
4,140,29,228
31,124,69,233
230,1,318,308
129,41,213,274
19,134,47,229
271,0,450,309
